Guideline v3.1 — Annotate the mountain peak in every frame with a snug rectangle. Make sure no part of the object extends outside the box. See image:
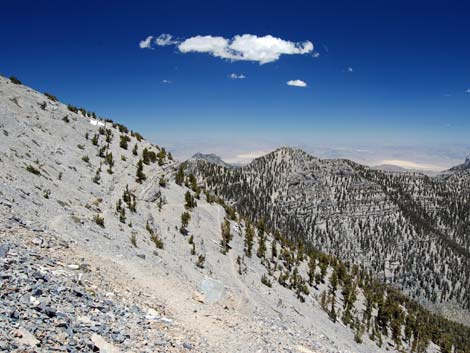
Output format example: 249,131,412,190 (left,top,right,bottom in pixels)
190,152,231,167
